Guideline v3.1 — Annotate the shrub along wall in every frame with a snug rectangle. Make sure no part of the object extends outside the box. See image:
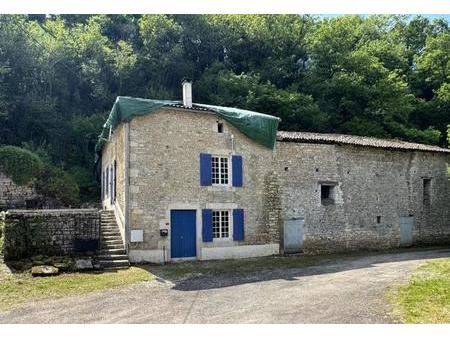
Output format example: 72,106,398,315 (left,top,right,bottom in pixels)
3,209,100,260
